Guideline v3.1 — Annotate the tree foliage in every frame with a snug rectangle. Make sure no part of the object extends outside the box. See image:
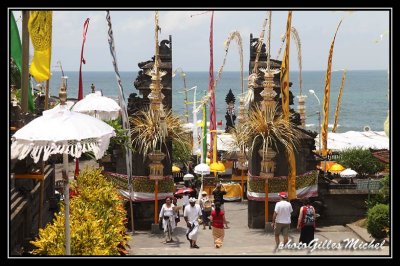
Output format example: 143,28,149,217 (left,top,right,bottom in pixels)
338,148,385,178
172,137,192,168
